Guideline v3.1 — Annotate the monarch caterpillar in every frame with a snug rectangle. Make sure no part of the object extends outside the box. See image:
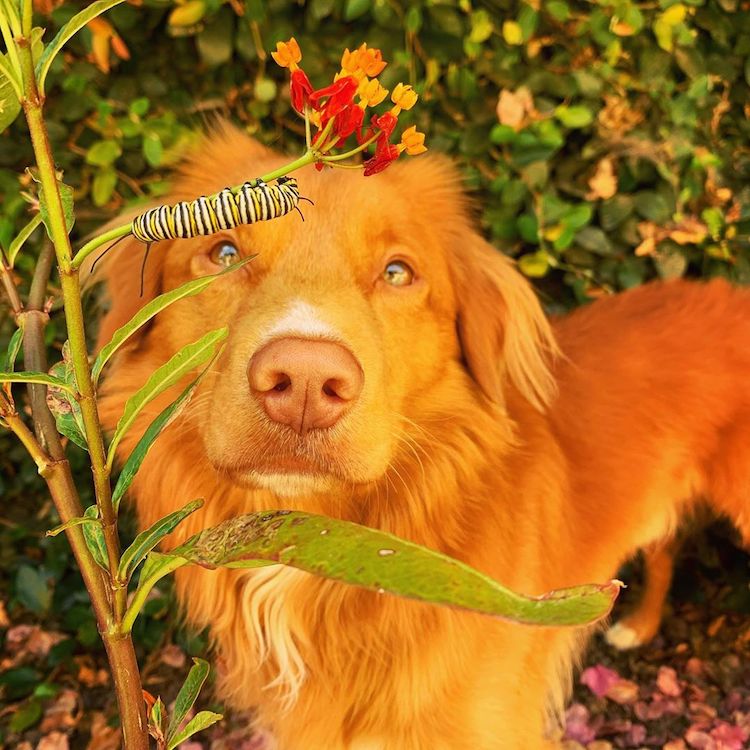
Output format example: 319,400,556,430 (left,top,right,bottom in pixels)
92,176,309,295
131,176,302,242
